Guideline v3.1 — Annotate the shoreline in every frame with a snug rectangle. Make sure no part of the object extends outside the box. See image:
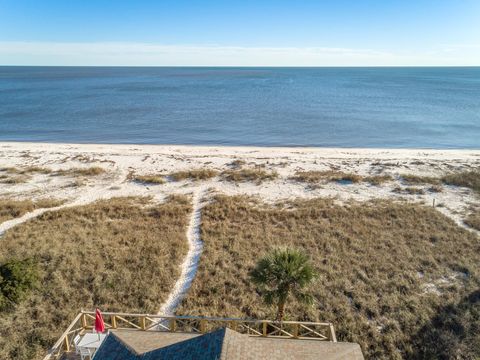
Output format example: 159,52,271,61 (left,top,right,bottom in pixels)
1,141,479,159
